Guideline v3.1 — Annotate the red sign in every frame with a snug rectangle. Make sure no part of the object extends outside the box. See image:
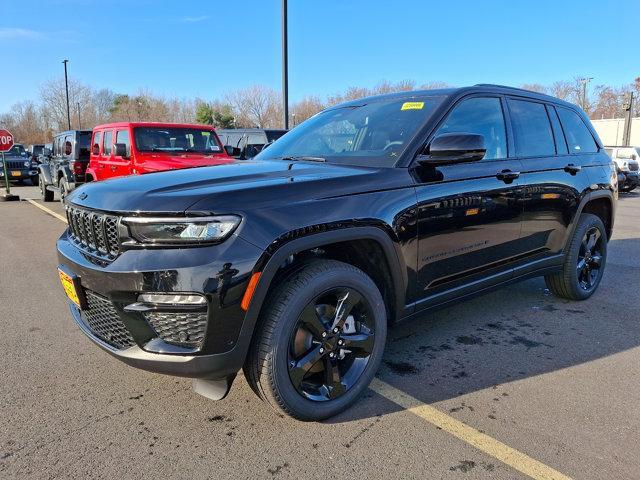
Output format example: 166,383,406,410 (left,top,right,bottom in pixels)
0,129,14,152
